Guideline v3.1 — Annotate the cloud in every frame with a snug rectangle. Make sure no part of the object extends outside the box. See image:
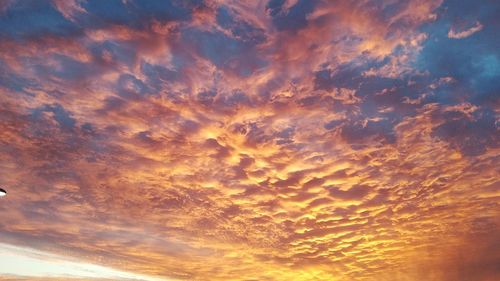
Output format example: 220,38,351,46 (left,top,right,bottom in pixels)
448,21,483,39
0,0,499,280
